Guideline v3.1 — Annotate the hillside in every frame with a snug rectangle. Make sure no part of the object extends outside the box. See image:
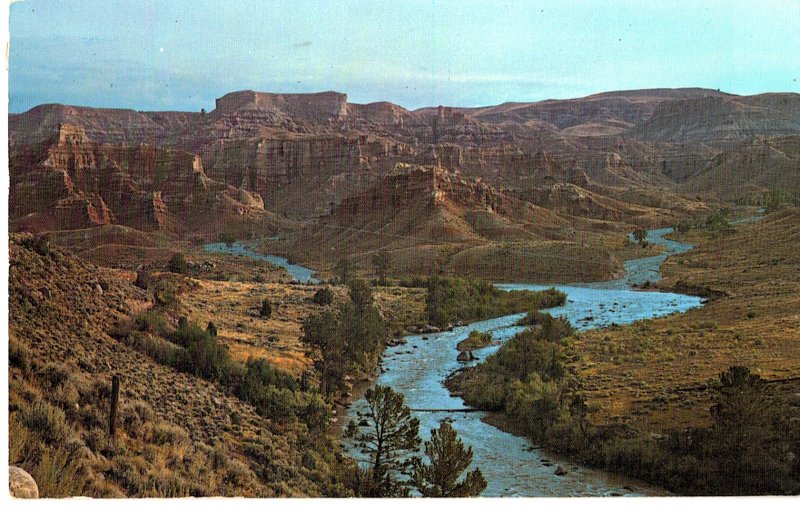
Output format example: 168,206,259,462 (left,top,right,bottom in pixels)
8,234,349,497
572,209,800,432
